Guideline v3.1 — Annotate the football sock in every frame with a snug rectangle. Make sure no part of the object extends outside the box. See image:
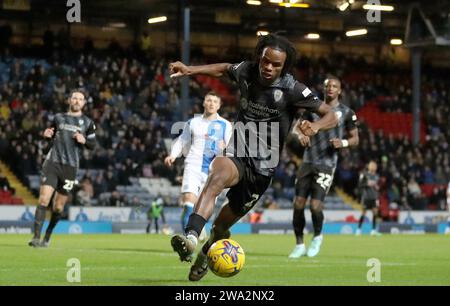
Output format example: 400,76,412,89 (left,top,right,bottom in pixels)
293,208,305,244
185,213,207,238
358,215,365,229
33,205,47,240
181,202,194,230
44,210,62,241
311,208,324,237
